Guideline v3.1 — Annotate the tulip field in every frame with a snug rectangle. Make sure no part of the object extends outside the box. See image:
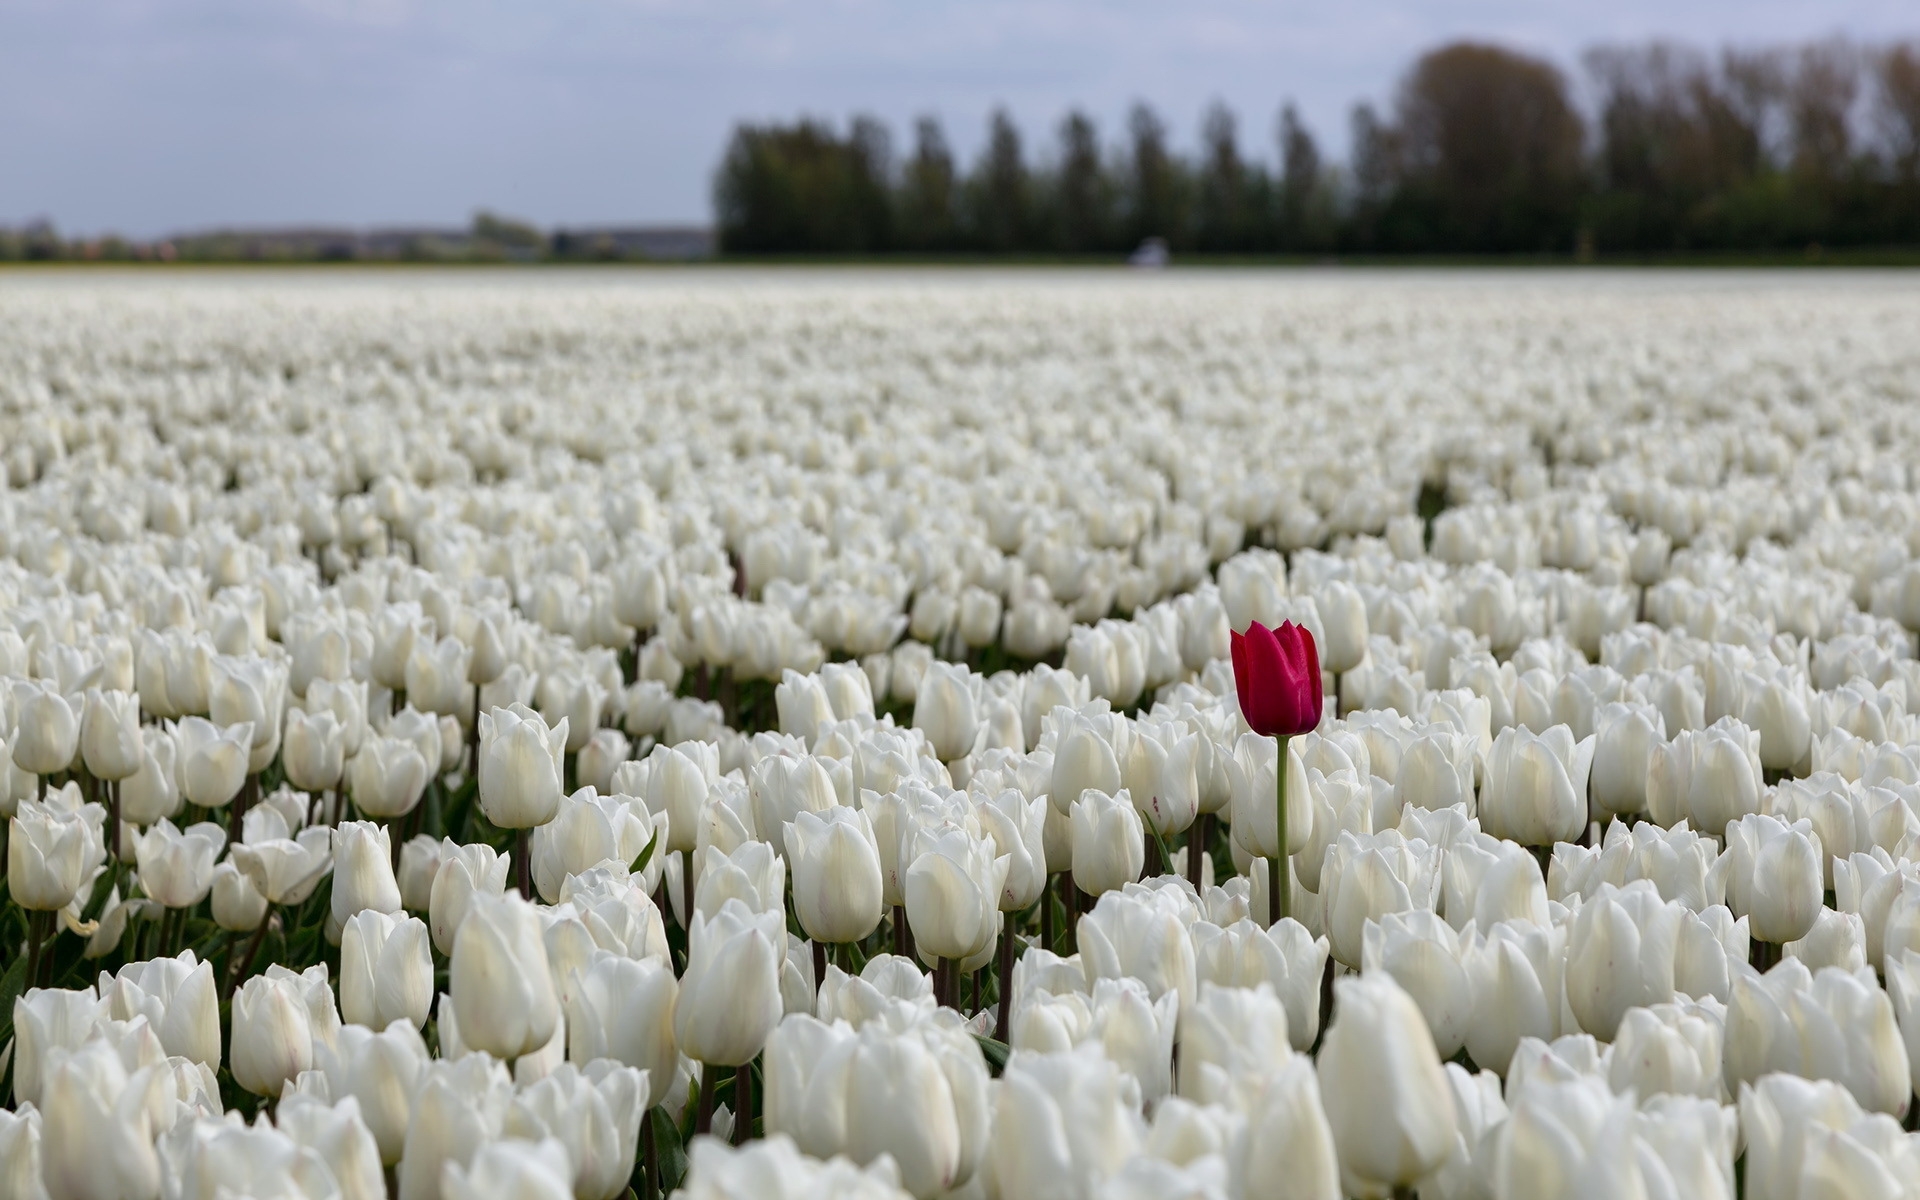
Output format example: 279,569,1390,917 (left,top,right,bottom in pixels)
8,266,1920,1199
